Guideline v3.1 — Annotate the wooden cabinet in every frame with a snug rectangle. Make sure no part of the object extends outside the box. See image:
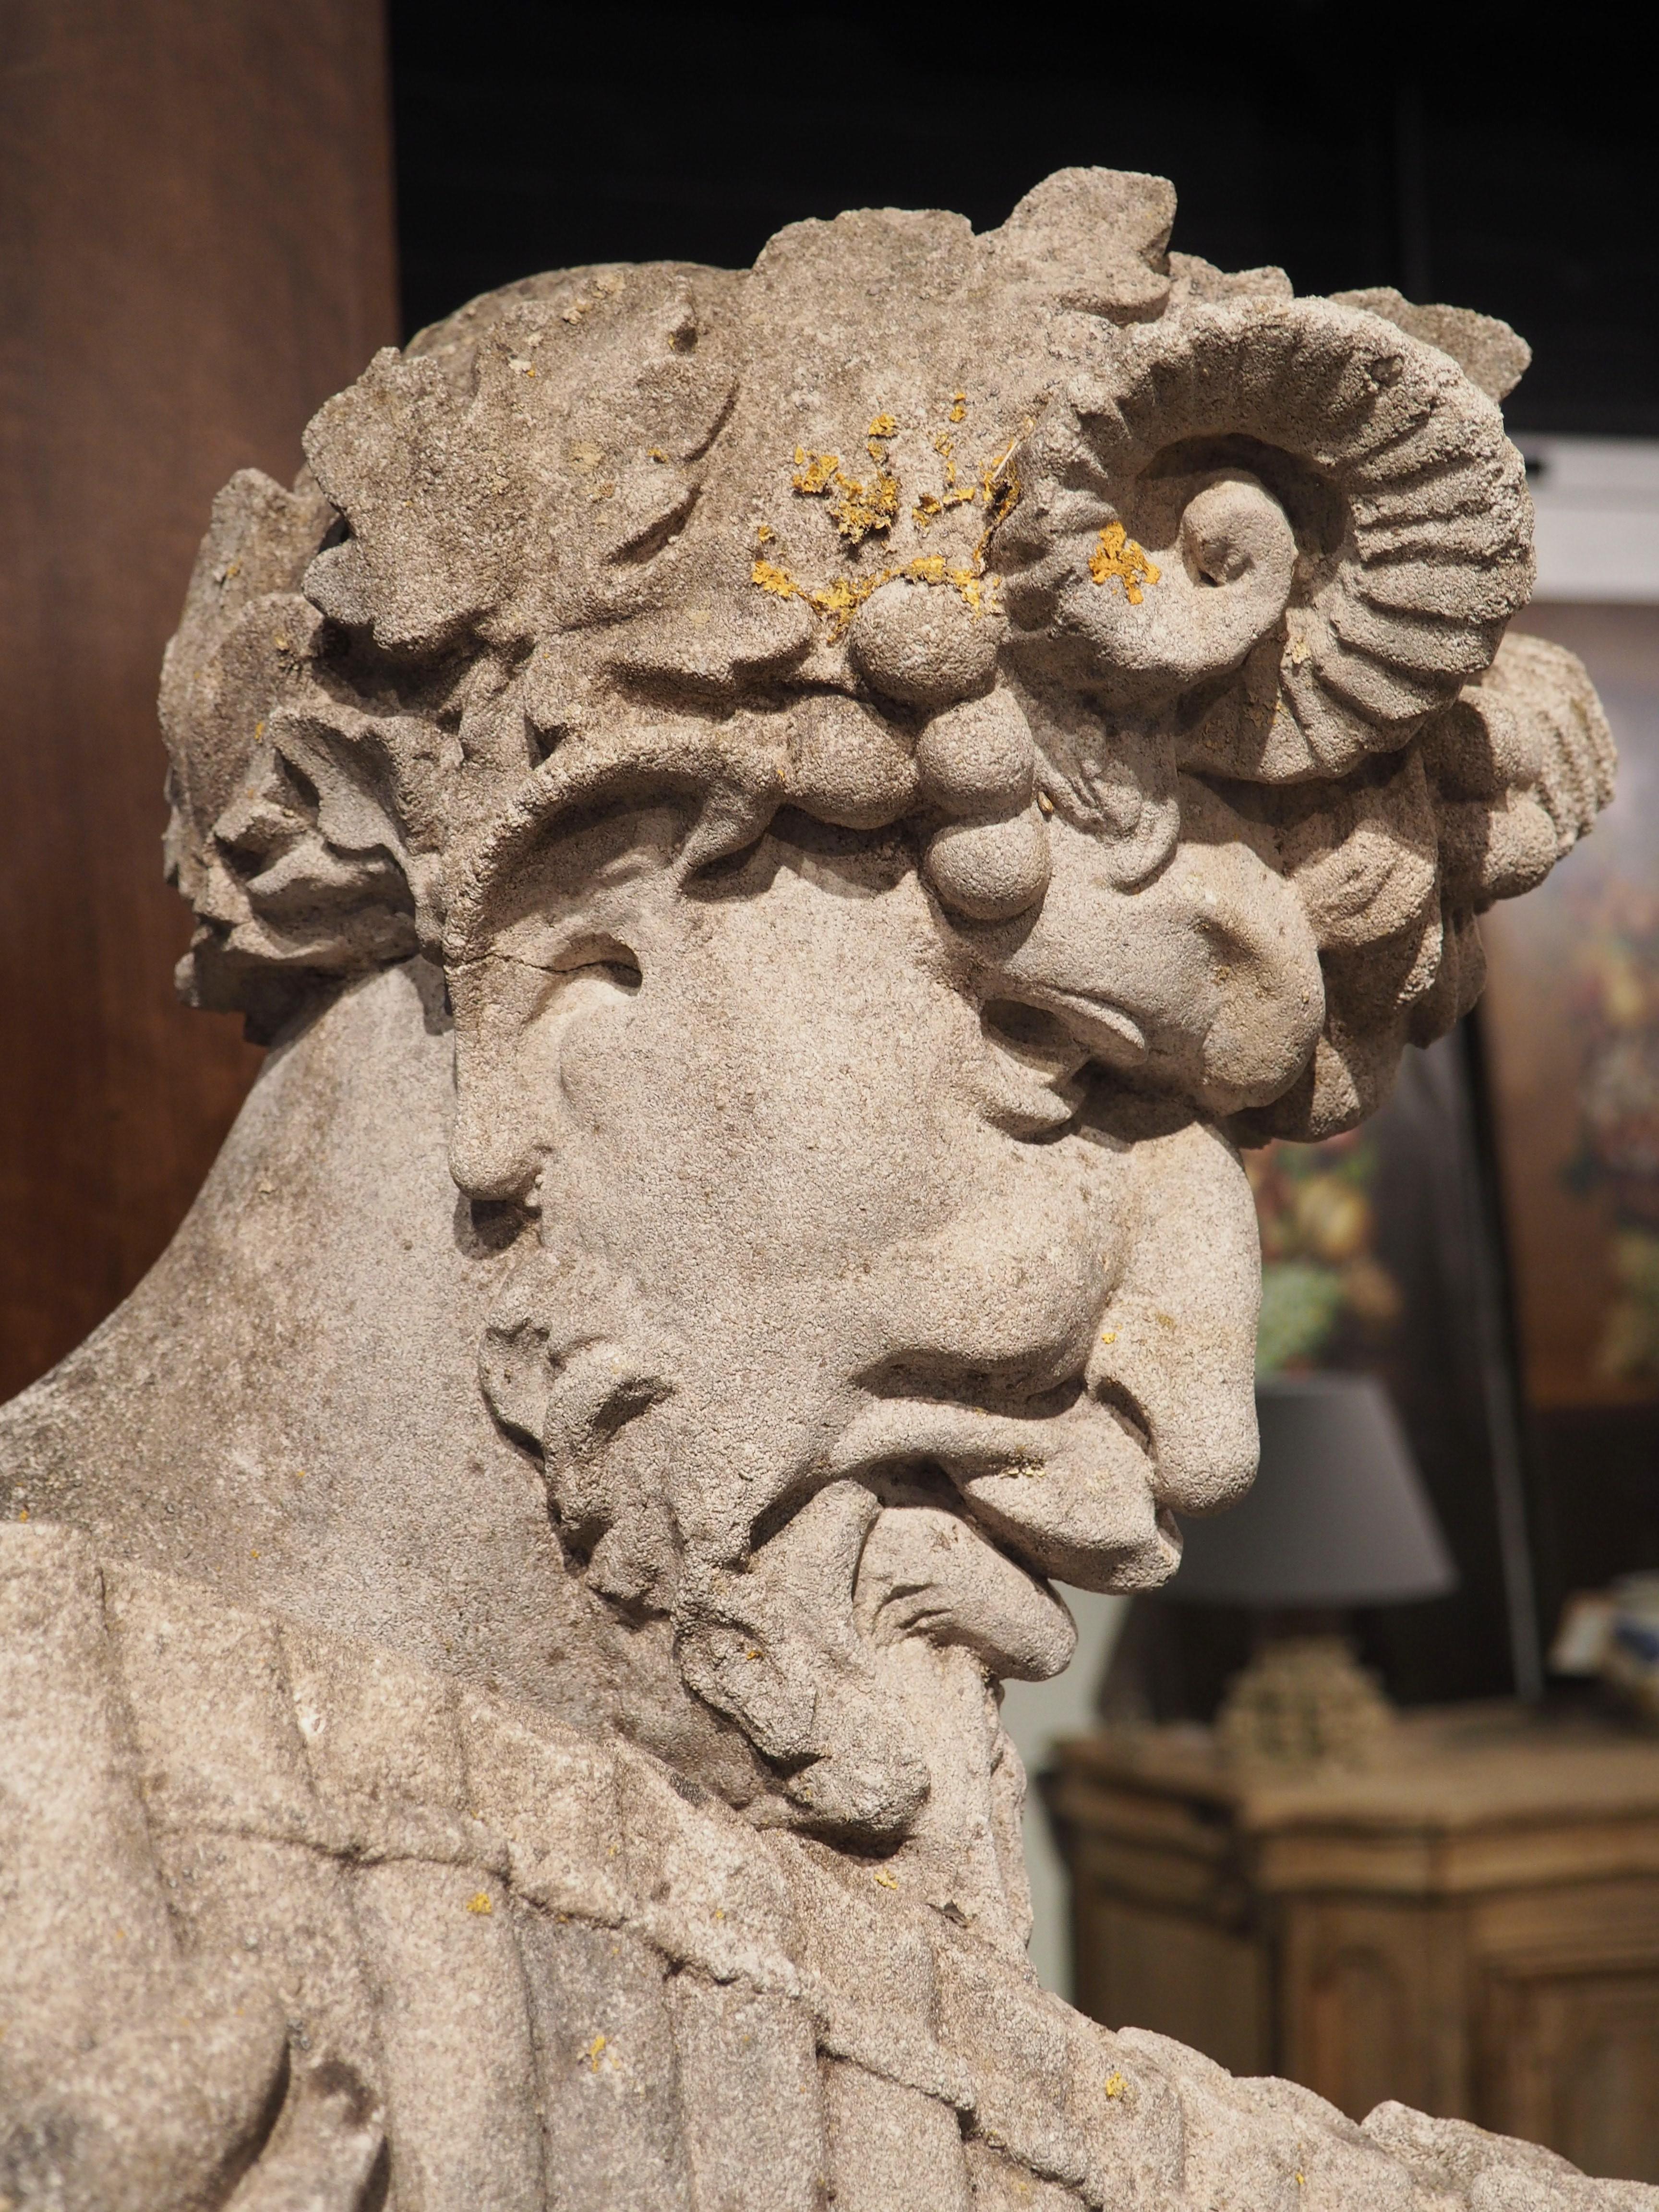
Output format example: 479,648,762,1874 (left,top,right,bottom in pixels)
1046,1705,1659,2183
